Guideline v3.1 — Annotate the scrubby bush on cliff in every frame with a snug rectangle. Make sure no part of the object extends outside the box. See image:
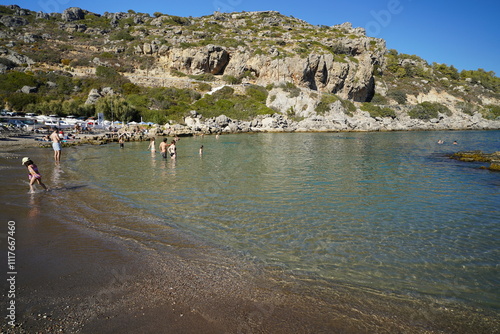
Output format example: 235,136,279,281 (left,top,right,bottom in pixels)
95,66,132,91
409,102,451,120
360,103,395,118
245,84,268,102
0,71,39,92
315,93,338,114
455,102,478,116
109,30,135,41
432,63,460,80
461,69,500,91
387,90,407,104
279,82,301,98
189,73,216,82
222,75,241,85
370,93,388,104
192,85,272,120
483,104,500,119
